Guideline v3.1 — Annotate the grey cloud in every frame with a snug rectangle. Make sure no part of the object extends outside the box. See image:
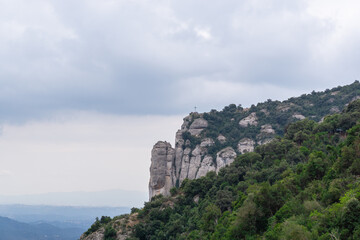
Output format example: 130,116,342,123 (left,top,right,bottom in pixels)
0,0,359,122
